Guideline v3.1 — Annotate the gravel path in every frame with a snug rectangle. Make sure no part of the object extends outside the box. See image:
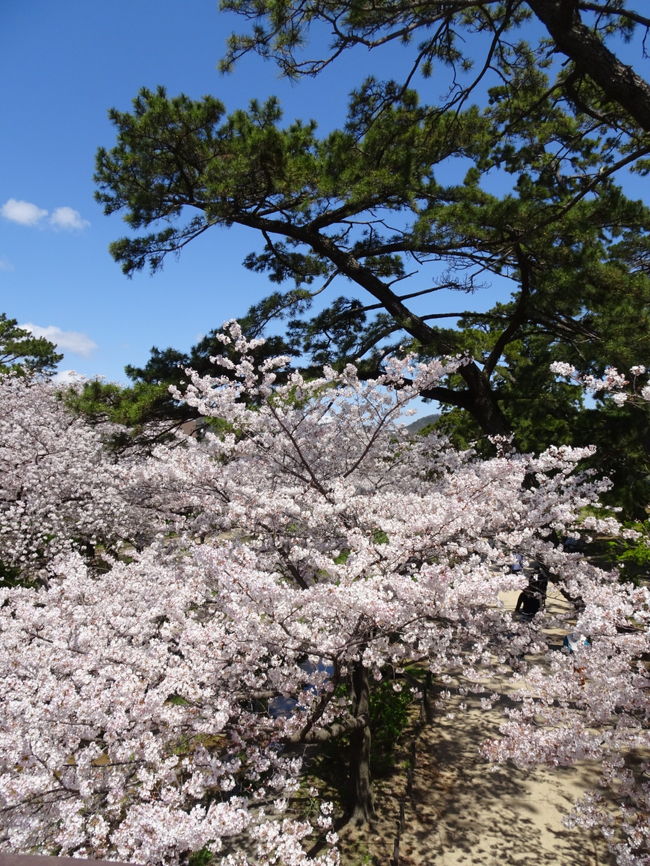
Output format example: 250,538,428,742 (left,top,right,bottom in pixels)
338,591,615,866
